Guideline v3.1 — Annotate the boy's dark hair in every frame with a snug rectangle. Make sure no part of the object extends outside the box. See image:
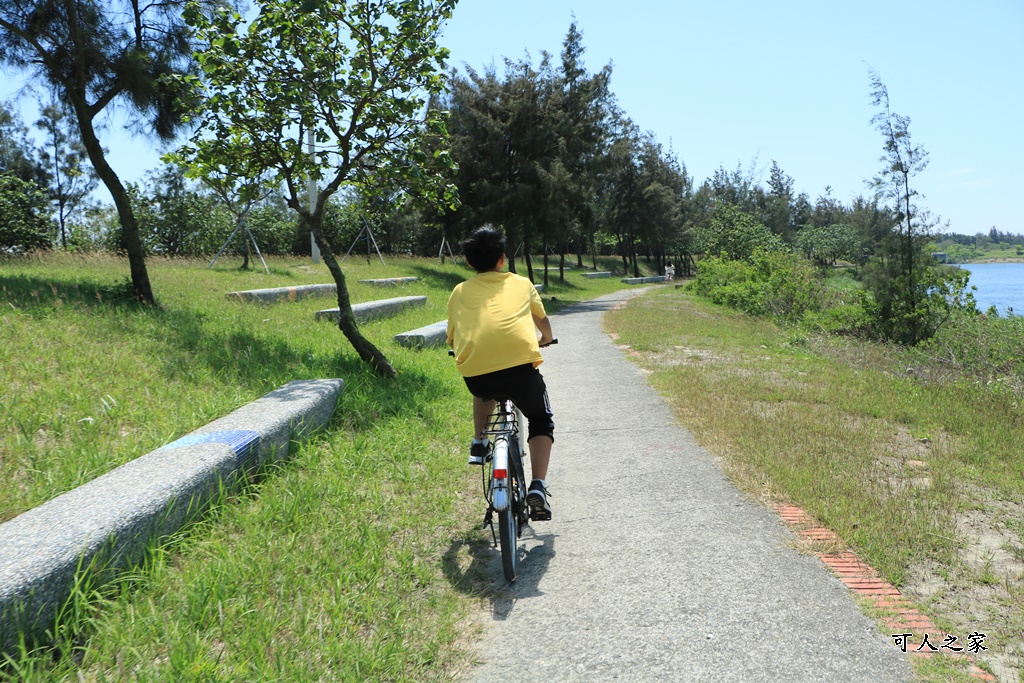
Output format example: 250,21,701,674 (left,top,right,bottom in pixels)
461,225,506,272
